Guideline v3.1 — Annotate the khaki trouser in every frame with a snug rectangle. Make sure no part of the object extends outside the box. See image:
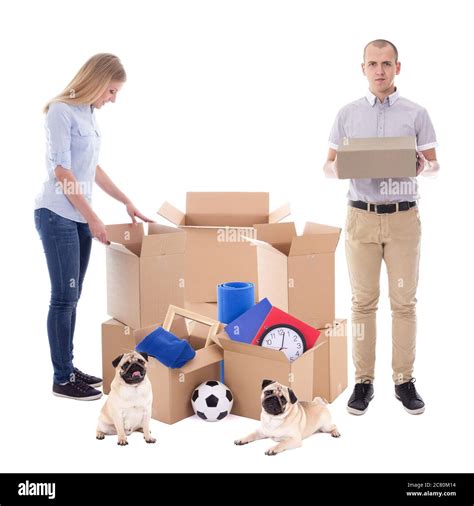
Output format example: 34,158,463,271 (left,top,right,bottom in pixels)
345,204,421,385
